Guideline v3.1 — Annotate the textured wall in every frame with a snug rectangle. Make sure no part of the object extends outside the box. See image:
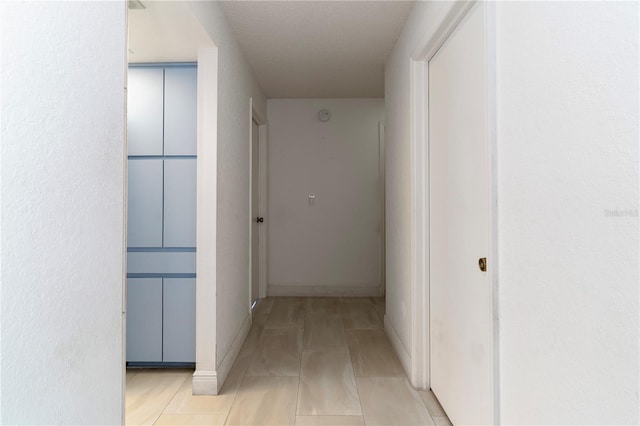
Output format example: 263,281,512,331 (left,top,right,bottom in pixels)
189,1,267,370
0,1,126,423
496,2,639,423
267,99,384,296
